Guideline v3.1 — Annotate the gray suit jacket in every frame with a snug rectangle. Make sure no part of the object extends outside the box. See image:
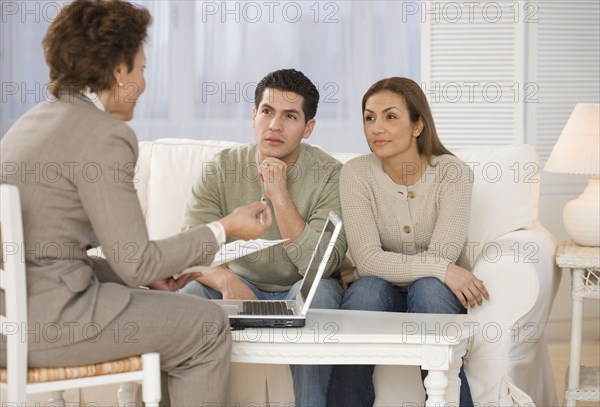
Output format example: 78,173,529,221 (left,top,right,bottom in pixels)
0,93,217,350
